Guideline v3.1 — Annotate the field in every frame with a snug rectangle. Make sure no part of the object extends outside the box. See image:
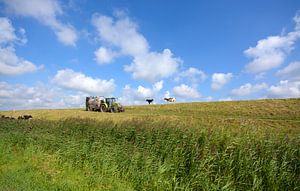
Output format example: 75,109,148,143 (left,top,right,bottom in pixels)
0,99,300,190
